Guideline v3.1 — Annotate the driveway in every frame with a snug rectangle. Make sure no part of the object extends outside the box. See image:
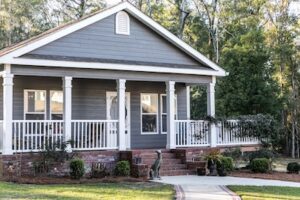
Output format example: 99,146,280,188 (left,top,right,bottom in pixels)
154,176,300,200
